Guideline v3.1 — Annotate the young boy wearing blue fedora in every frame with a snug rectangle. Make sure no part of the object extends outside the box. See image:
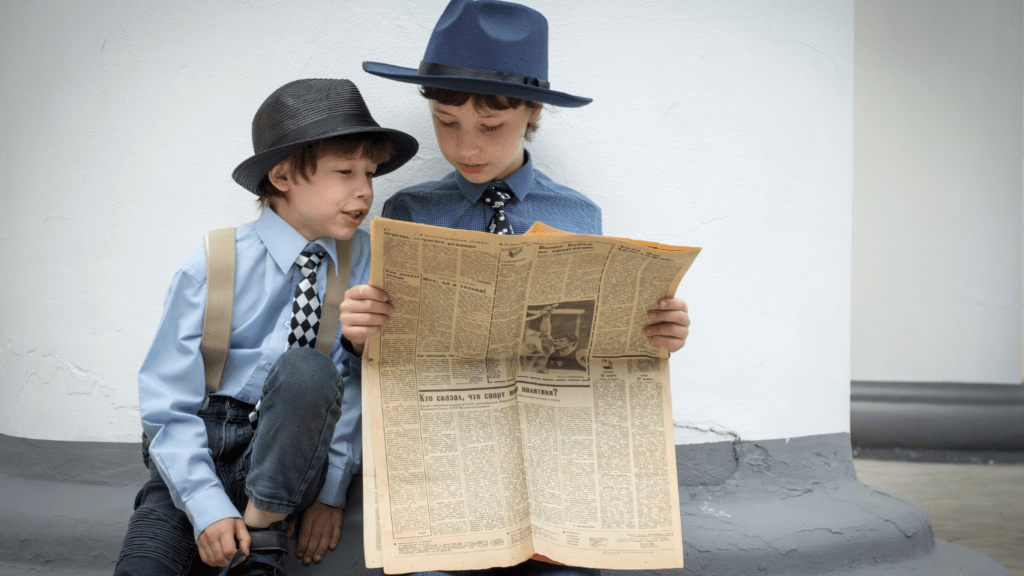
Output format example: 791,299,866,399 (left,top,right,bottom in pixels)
338,2,689,576
114,79,417,576
343,0,689,359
